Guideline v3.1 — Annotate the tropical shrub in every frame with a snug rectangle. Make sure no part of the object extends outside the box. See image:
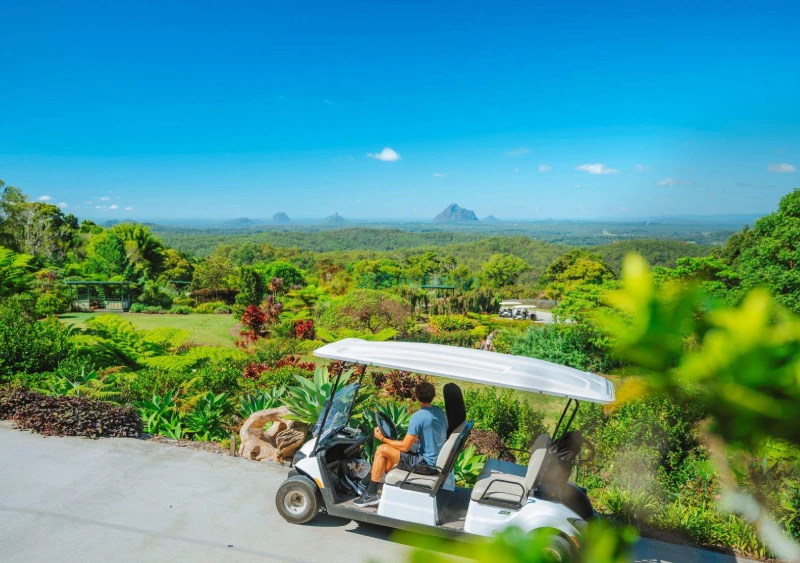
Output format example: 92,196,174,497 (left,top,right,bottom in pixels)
193,300,226,314
467,429,516,462
129,303,147,313
282,367,337,424
428,314,477,332
371,369,427,400
503,323,618,373
295,319,315,340
45,367,120,401
169,305,193,314
35,287,74,317
454,445,486,487
0,298,74,381
237,387,285,419
185,392,231,441
4,388,141,438
137,390,180,435
317,289,411,334
464,387,546,455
